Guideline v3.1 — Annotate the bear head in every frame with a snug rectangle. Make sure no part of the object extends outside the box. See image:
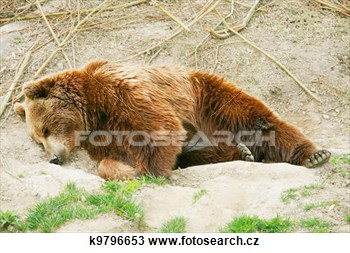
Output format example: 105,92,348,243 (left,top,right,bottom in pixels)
14,71,86,165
